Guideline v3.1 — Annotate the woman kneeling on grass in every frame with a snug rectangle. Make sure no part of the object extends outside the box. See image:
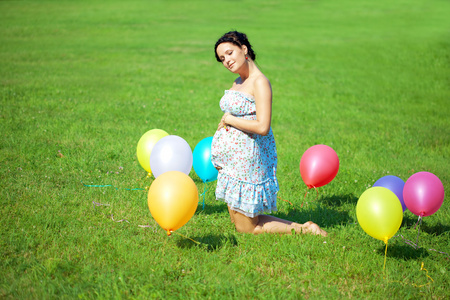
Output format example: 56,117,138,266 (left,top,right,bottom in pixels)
211,31,327,236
